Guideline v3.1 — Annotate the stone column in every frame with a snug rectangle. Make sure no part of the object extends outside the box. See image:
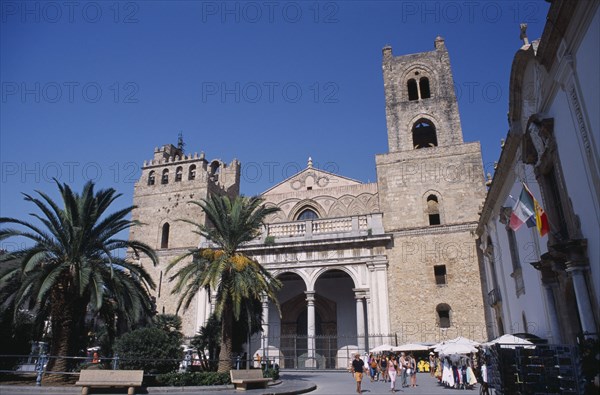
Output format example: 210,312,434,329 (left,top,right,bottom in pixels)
354,289,367,354
540,264,562,343
375,261,390,334
566,264,597,337
305,291,317,367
